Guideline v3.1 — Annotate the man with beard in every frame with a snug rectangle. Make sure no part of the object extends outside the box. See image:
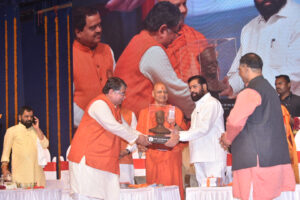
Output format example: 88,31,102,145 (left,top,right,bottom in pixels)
222,0,300,97
73,7,115,128
1,106,49,187
165,75,227,186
